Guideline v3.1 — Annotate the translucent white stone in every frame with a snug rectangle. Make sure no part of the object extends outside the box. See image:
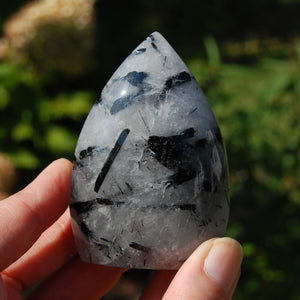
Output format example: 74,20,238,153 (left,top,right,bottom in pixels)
70,32,229,269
